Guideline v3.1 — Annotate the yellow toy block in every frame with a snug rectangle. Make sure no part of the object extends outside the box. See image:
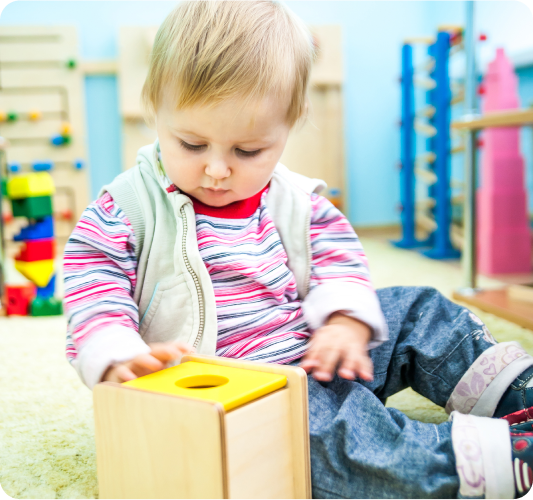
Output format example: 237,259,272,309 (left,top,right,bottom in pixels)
14,259,54,288
94,355,311,499
124,360,286,411
7,172,55,199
